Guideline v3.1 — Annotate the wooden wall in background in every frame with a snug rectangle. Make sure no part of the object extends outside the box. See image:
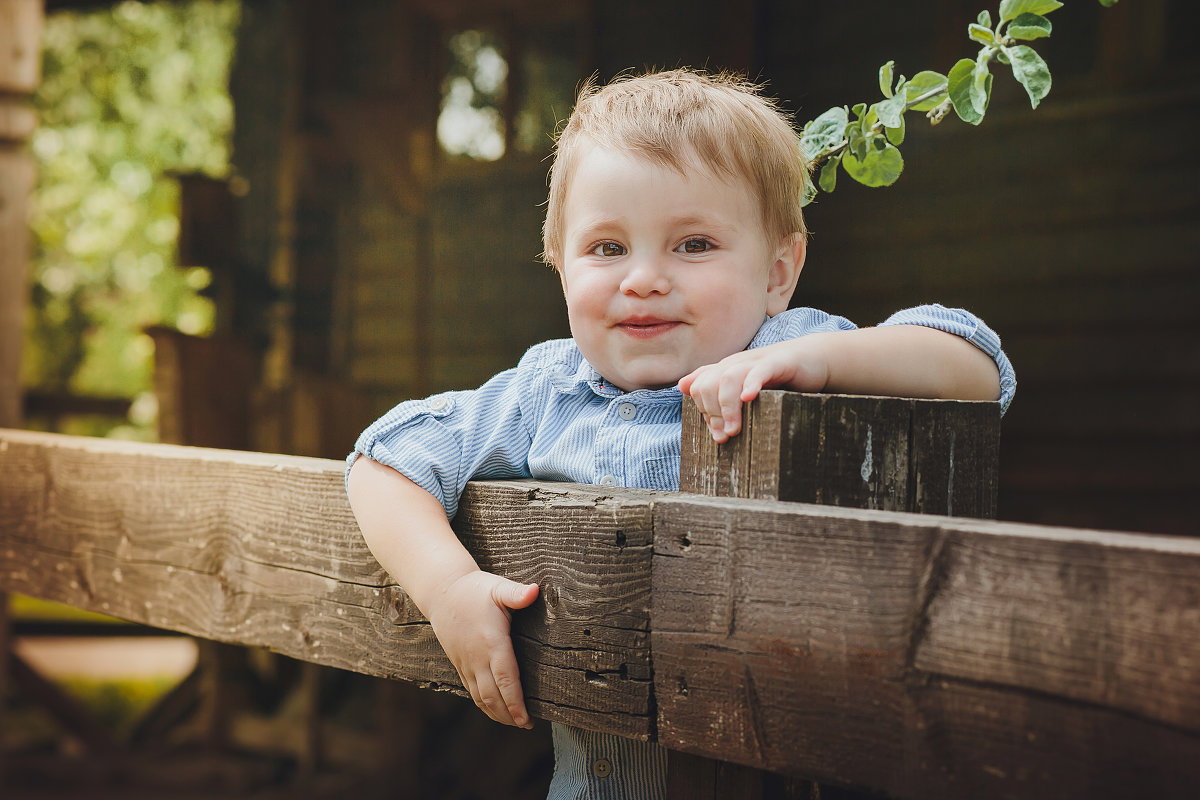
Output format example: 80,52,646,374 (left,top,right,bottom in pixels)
226,0,1198,534
775,0,1199,535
